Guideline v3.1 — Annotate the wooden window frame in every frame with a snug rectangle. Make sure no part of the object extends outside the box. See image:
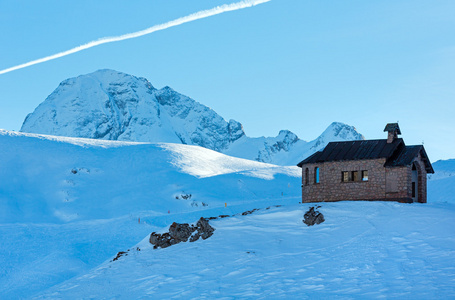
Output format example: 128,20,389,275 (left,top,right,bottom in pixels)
352,171,359,182
342,170,369,182
342,171,349,182
361,170,369,181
